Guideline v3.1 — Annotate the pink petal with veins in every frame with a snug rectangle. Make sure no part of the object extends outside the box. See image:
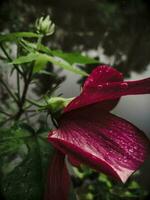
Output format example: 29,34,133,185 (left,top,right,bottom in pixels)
83,65,123,89
65,65,123,112
44,151,70,200
49,106,150,183
64,66,150,112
